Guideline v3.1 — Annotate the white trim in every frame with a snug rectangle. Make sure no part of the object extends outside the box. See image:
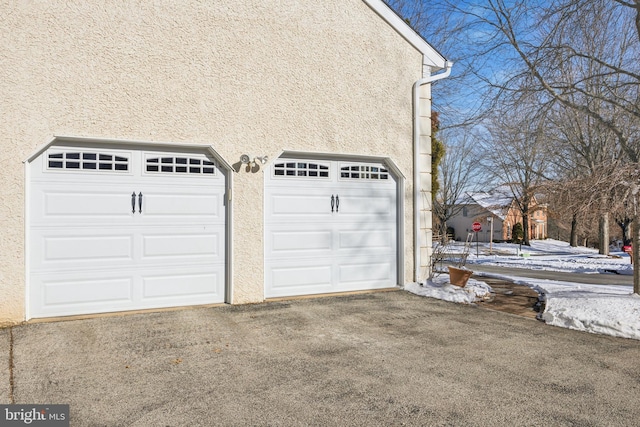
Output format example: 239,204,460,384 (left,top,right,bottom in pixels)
24,159,31,320
362,0,447,70
226,171,233,304
24,135,234,172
